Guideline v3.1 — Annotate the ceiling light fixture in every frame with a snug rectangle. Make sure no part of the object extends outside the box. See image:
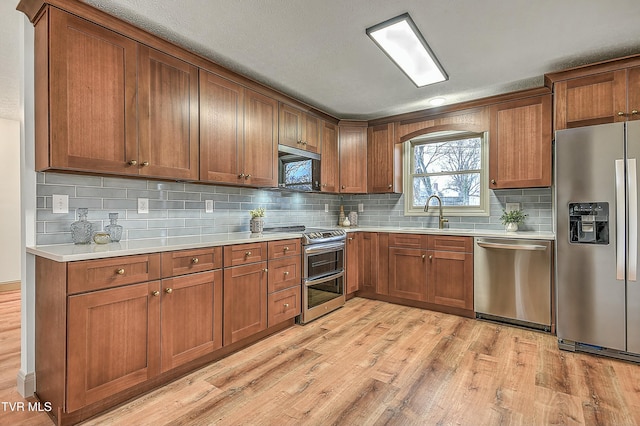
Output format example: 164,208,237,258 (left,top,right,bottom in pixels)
366,13,448,88
428,97,446,106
